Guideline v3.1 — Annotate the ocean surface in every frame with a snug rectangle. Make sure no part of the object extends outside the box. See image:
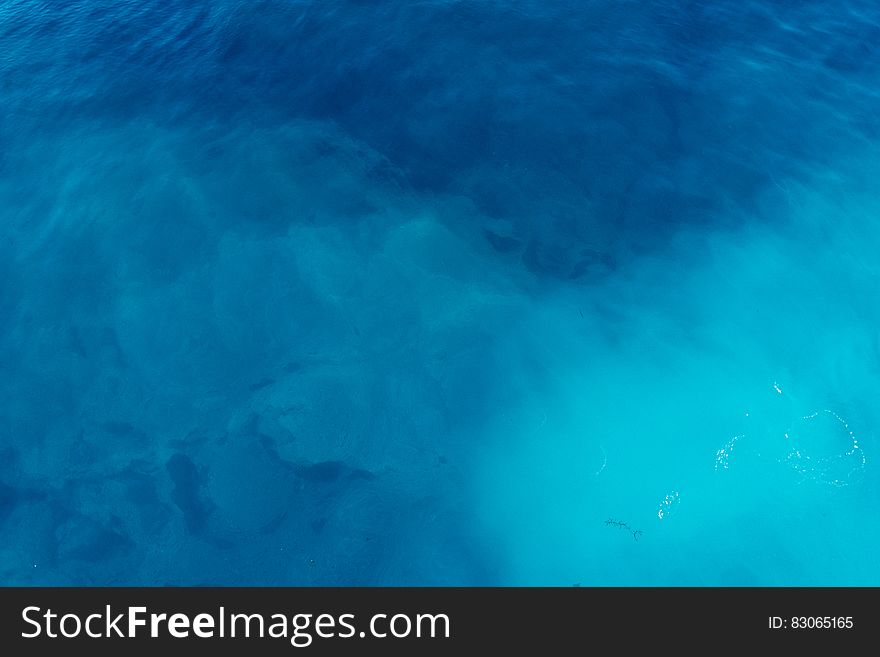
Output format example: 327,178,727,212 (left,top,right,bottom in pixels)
1,0,879,585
